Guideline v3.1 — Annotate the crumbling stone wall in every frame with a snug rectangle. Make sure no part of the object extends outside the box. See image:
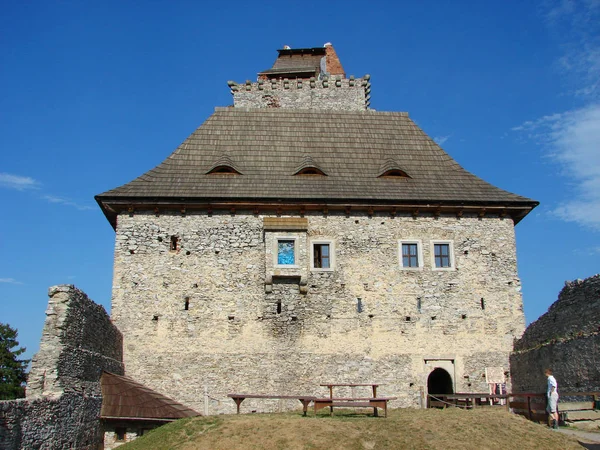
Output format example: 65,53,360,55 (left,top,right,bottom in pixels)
230,76,370,111
510,274,600,393
111,211,525,413
0,285,124,450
